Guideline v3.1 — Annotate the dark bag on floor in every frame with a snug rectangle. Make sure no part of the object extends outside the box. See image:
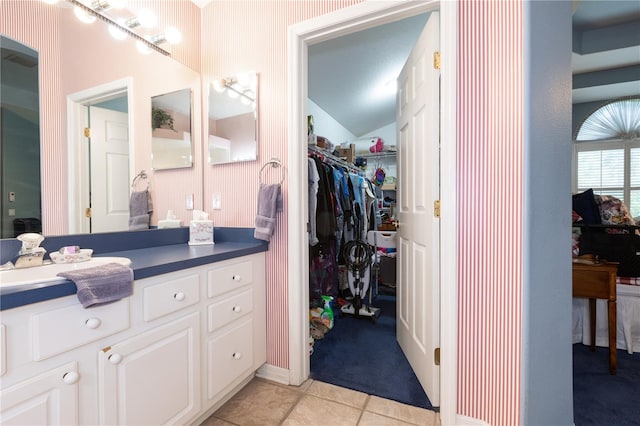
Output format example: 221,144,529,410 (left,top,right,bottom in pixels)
579,230,640,277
